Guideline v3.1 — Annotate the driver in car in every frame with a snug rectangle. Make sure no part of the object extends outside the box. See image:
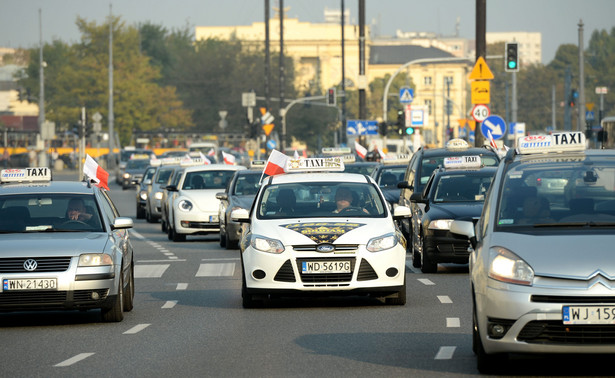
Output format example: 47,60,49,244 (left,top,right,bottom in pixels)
66,198,93,222
333,187,368,214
